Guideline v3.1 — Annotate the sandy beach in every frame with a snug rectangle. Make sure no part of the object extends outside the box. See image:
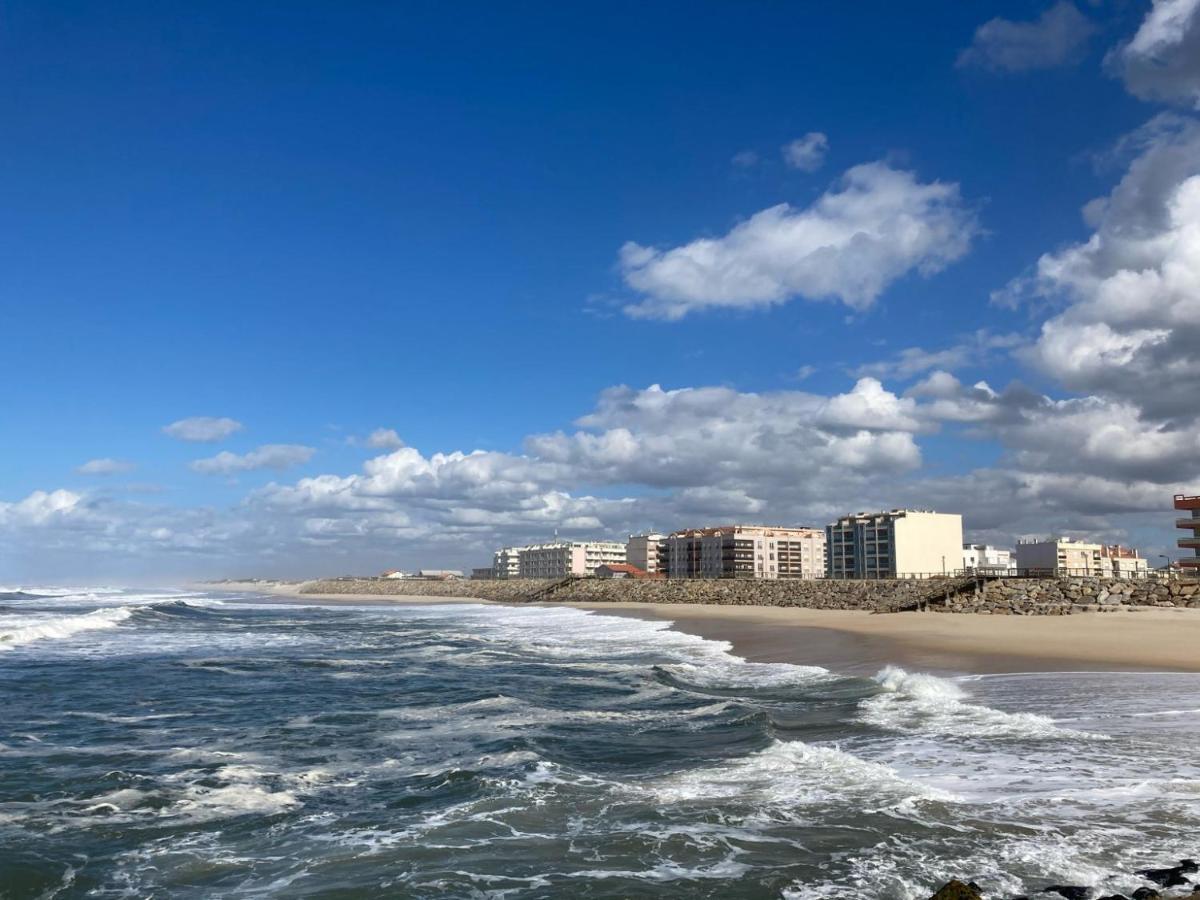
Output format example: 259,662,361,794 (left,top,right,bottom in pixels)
213,581,1200,675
